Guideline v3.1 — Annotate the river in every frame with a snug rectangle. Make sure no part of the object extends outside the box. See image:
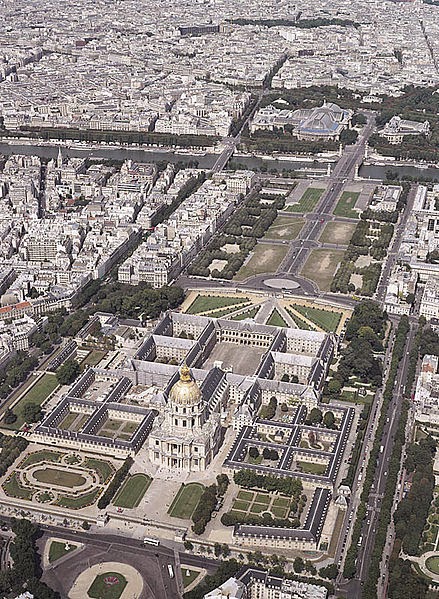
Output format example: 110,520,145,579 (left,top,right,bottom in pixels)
1,141,439,182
